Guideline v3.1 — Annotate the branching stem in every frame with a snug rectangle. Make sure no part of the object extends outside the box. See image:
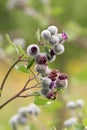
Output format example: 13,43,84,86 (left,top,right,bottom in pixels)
0,55,23,97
